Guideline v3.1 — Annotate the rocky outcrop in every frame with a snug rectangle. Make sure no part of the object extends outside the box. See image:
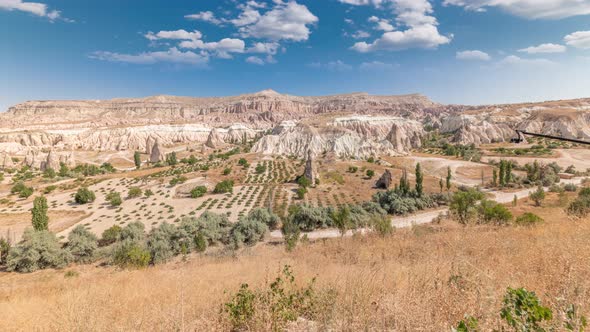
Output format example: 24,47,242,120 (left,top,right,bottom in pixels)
252,116,424,158
149,140,163,163
303,150,318,186
40,150,60,171
0,153,15,169
205,128,225,149
375,170,393,189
